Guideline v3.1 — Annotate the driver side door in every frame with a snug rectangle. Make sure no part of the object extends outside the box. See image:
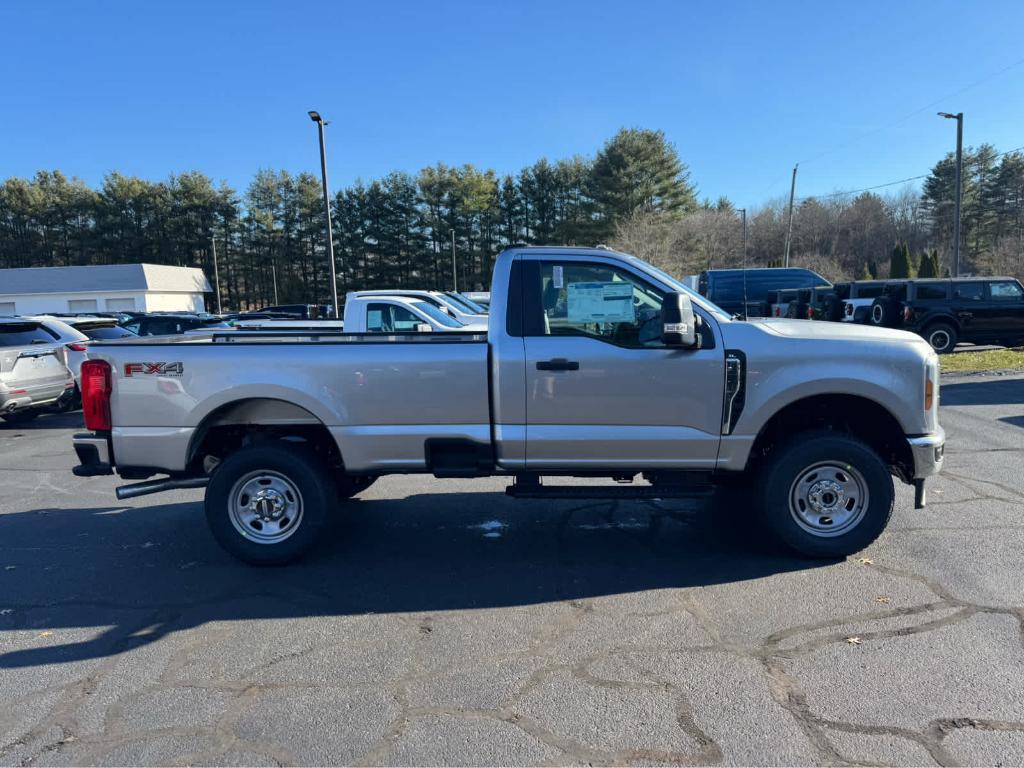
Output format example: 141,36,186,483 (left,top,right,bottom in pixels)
520,257,725,469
